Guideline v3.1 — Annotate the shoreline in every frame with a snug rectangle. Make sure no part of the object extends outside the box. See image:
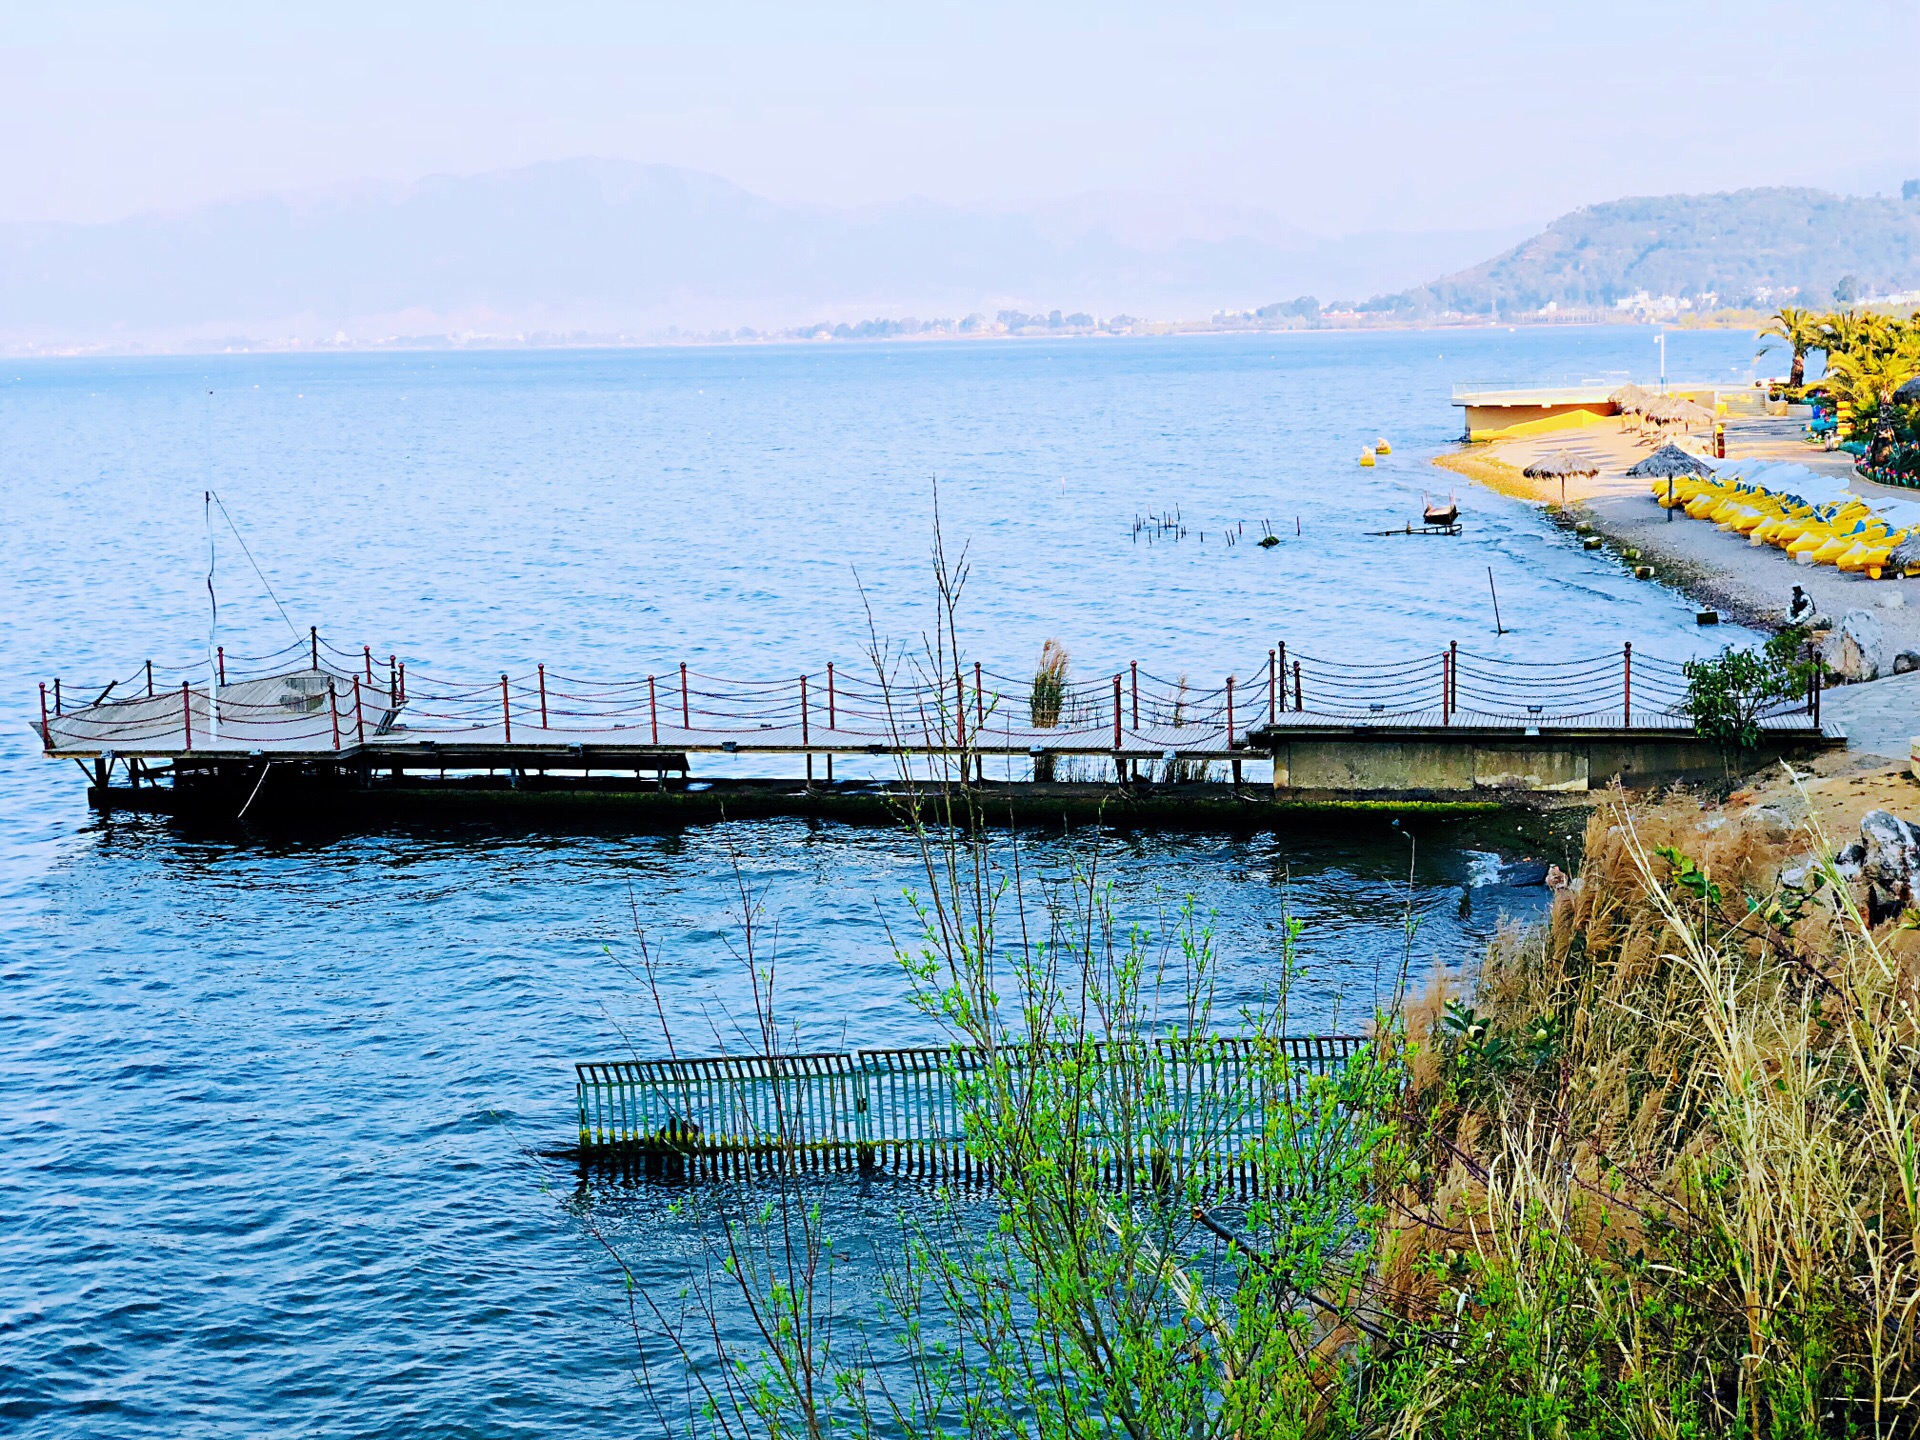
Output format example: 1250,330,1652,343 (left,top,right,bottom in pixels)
1435,418,1920,762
